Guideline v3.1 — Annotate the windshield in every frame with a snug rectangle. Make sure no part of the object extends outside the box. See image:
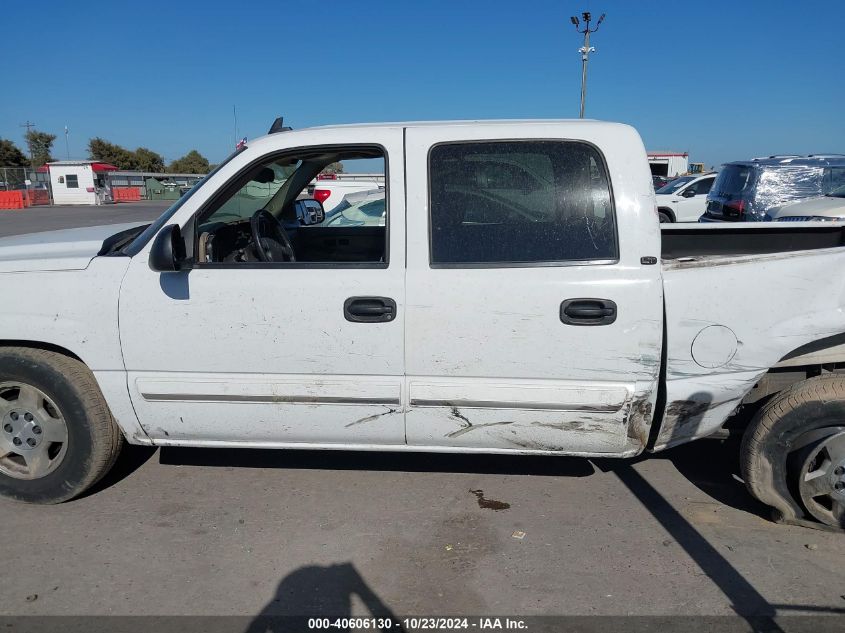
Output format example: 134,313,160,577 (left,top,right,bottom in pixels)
122,149,242,256
713,164,756,197
325,191,386,227
655,176,693,195
827,184,845,199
